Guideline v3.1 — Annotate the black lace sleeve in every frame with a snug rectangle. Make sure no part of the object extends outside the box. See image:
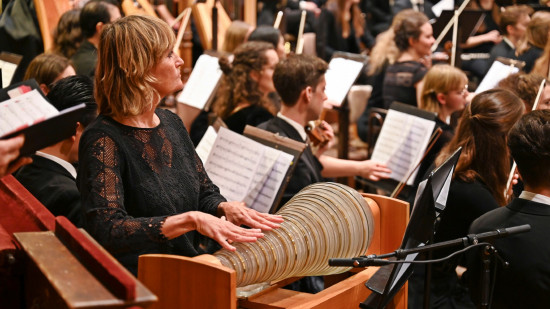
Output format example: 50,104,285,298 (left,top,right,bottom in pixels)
79,128,168,255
